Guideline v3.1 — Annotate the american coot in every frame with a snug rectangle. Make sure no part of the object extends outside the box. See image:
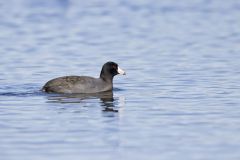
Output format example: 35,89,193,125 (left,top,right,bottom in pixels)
42,61,126,94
